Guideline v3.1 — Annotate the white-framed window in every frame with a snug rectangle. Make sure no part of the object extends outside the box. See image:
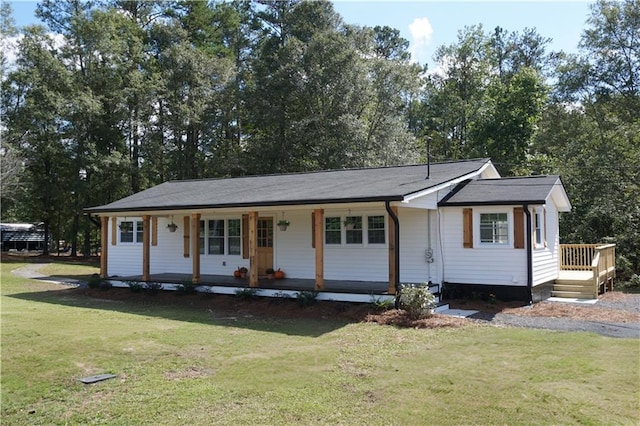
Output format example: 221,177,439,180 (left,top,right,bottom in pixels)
324,214,386,246
479,213,509,244
199,218,242,255
534,207,546,248
228,219,241,255
325,217,342,244
119,220,143,243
